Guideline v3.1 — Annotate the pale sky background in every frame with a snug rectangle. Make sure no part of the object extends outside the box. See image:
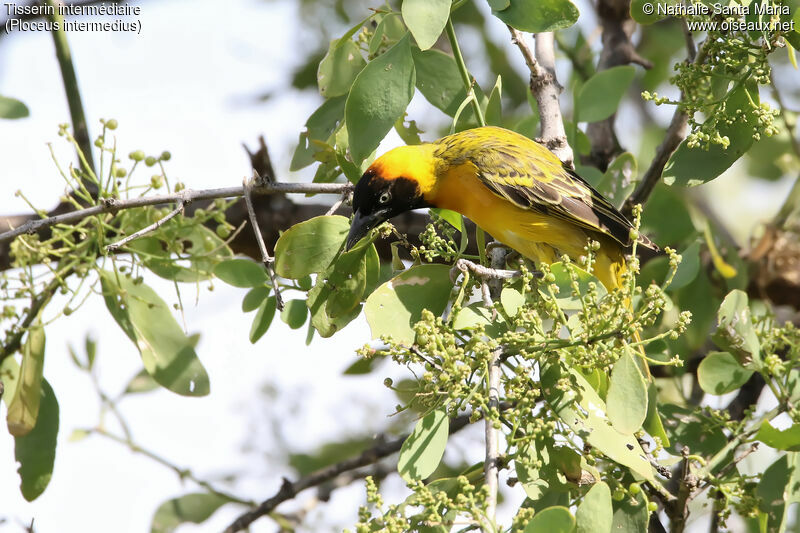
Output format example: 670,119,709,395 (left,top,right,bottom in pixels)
0,0,796,531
